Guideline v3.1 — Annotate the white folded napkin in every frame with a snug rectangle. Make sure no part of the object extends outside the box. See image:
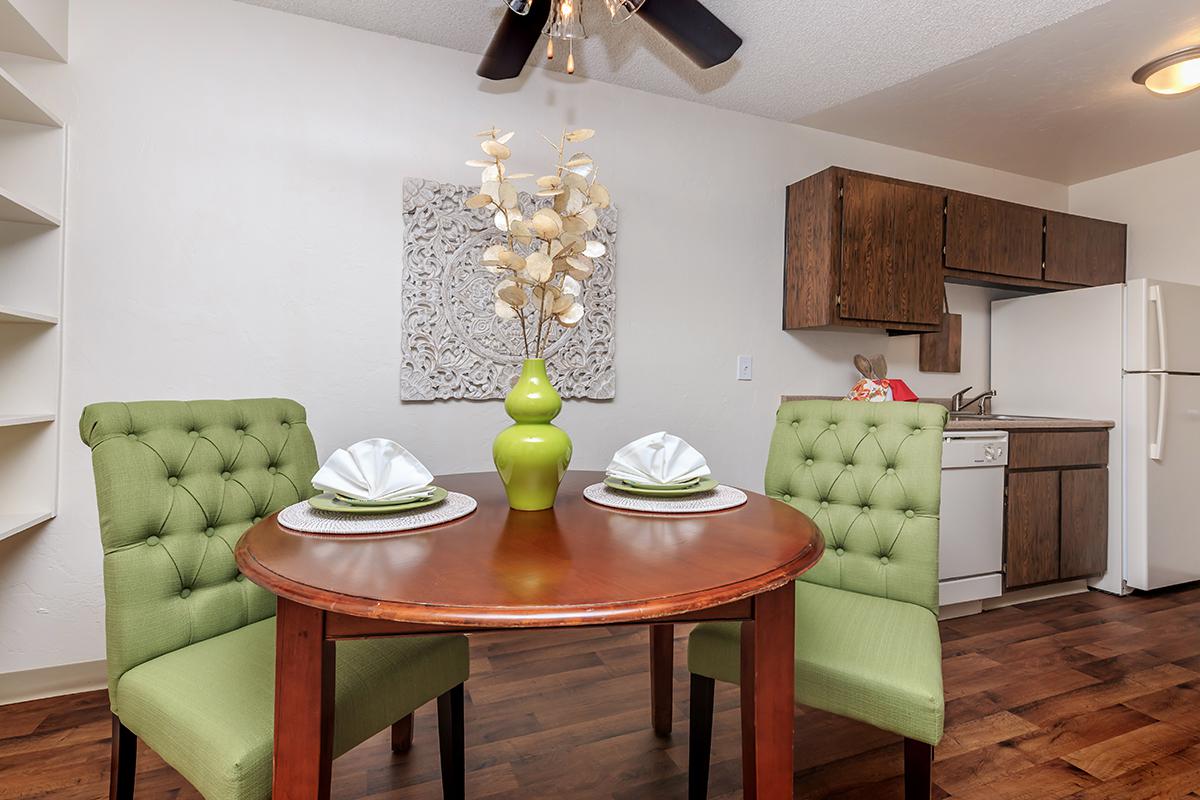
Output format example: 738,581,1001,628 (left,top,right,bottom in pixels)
312,438,435,502
605,431,712,486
